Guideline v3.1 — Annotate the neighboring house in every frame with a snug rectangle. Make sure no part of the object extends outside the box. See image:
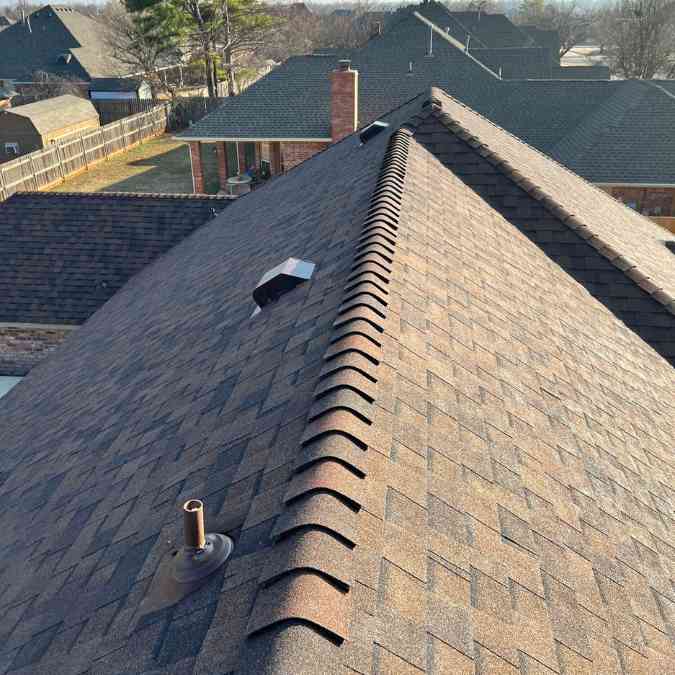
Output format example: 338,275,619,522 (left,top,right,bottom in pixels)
89,77,153,101
0,94,99,161
0,192,229,377
181,3,673,223
0,5,126,100
0,86,674,674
